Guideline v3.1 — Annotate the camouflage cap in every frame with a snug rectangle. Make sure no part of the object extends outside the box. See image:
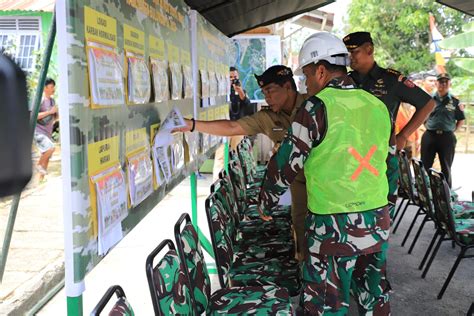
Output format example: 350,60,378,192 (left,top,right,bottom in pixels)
343,31,373,49
254,65,293,88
